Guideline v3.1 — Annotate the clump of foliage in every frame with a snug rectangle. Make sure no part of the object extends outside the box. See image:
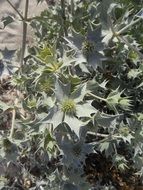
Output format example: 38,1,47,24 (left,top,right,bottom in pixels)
1,0,143,189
